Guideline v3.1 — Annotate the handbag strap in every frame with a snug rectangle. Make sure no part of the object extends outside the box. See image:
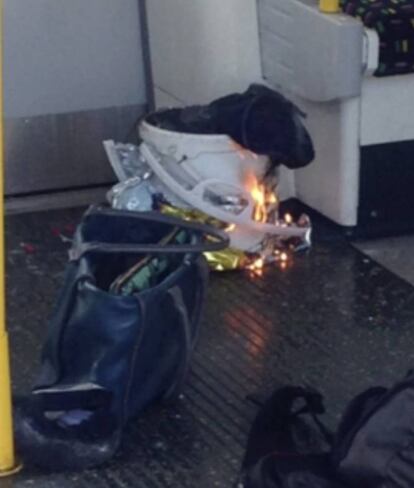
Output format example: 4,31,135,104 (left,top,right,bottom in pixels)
162,286,194,400
69,205,229,261
163,258,209,401
189,257,209,338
